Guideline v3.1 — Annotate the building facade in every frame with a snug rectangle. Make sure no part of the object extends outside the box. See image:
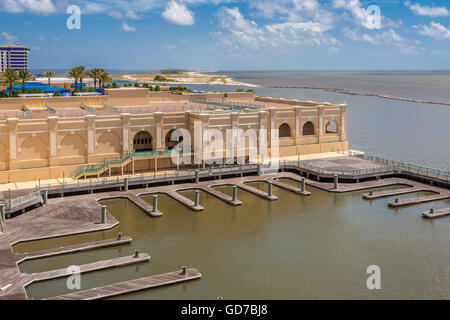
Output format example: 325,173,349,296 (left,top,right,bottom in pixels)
0,90,348,182
0,43,30,72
